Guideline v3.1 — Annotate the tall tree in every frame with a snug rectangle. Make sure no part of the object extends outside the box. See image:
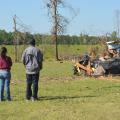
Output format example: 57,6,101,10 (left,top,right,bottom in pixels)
115,10,120,38
13,15,18,62
46,0,68,60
